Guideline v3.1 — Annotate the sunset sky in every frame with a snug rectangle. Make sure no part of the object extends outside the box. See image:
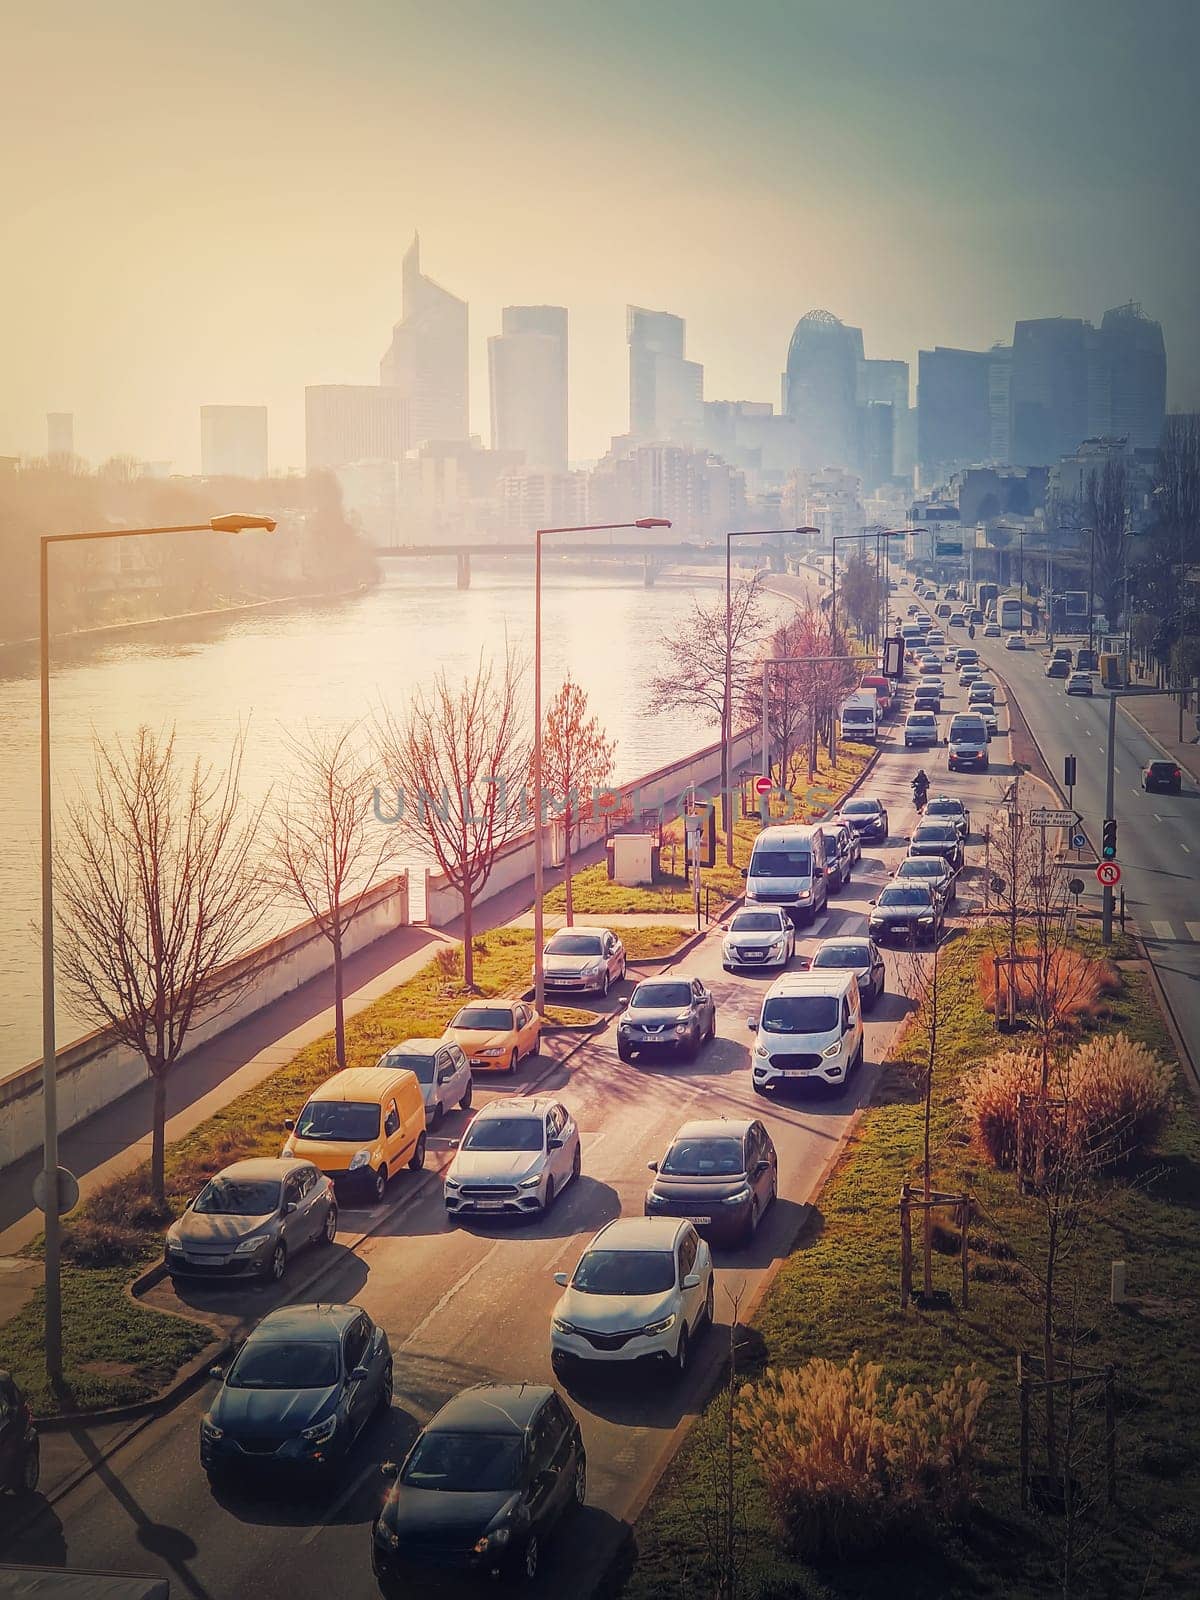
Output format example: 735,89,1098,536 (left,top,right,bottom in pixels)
3,0,1198,472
